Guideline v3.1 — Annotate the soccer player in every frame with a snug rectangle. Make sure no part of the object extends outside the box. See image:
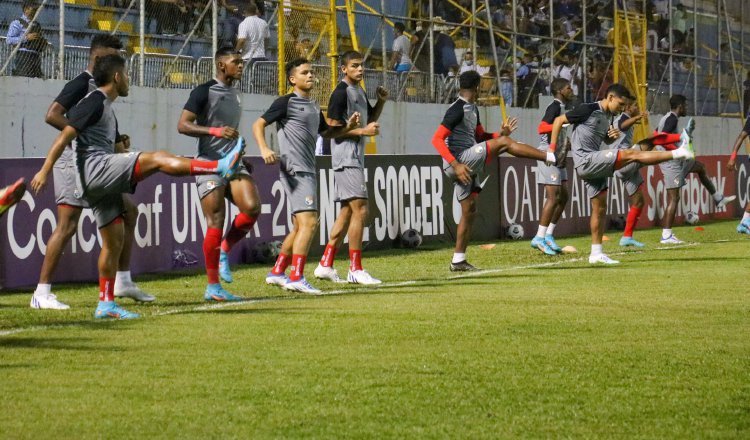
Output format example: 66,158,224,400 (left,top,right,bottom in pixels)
432,70,557,271
726,112,750,234
655,94,735,244
253,58,360,293
30,53,244,319
531,77,574,255
30,35,154,310
178,47,261,302
0,178,26,217
549,83,695,264
611,98,649,247
314,50,387,285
